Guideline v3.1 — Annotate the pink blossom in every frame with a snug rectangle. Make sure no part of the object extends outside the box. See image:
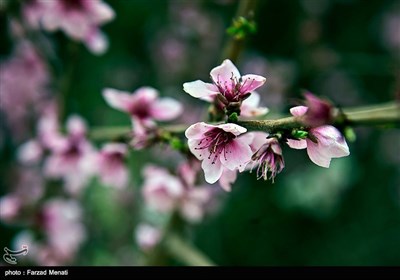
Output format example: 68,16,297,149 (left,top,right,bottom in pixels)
23,0,115,54
287,106,350,168
185,122,253,184
183,59,267,114
40,199,86,259
0,41,50,140
142,165,184,212
142,163,214,222
250,135,285,182
300,92,334,127
218,169,237,192
135,223,162,252
44,115,97,195
0,195,22,222
102,87,183,135
97,143,129,189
